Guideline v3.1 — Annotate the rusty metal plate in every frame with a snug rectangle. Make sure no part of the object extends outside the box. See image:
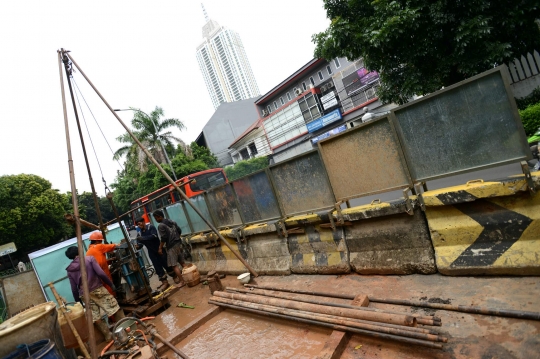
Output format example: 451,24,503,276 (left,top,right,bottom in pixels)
184,194,213,233
318,117,412,201
392,67,530,182
269,150,335,216
165,203,191,235
232,171,281,224
206,184,242,228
